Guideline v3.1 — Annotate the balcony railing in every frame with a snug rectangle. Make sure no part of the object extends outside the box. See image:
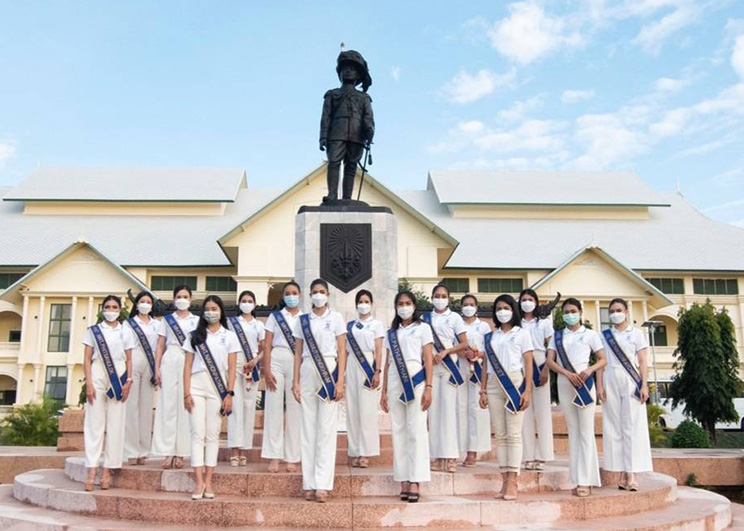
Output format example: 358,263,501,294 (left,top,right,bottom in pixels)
0,342,20,351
